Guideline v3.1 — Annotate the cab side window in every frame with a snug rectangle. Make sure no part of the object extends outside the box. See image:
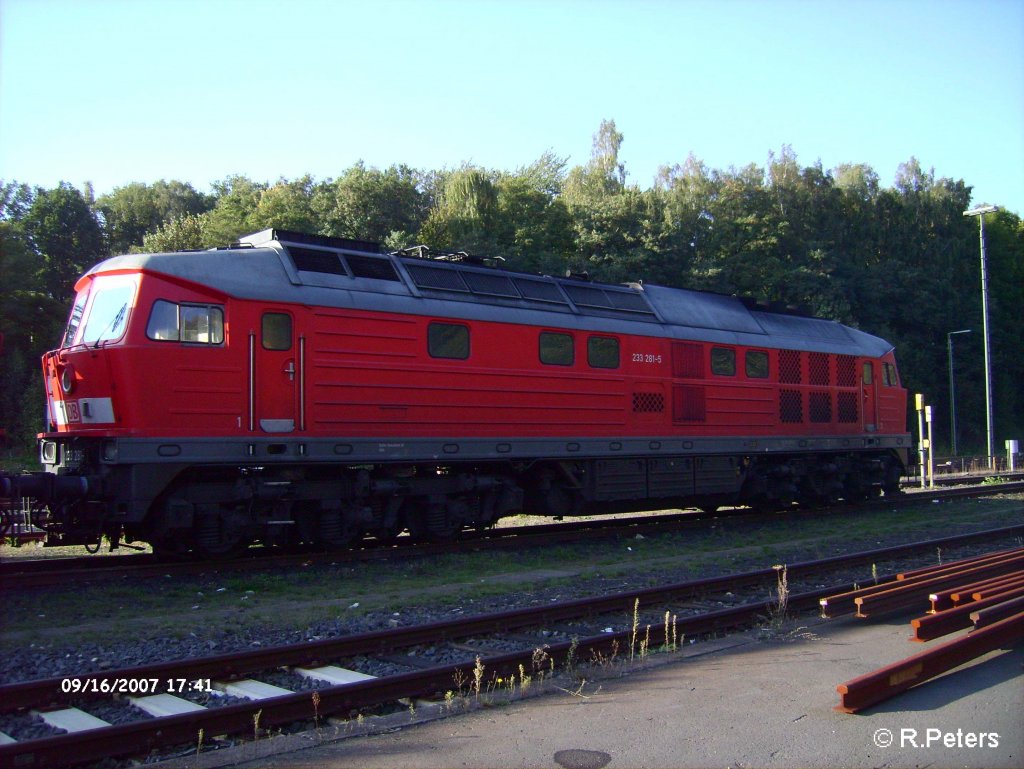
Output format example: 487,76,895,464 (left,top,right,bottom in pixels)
147,300,224,344
883,362,899,386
